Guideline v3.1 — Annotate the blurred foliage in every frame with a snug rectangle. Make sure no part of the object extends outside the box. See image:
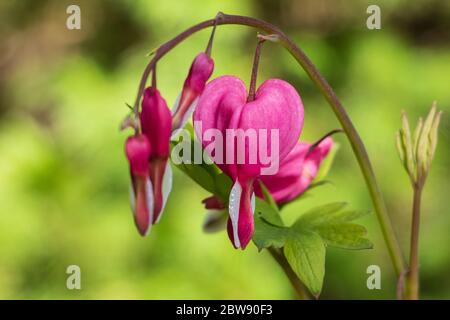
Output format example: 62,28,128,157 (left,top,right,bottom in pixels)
0,0,449,299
